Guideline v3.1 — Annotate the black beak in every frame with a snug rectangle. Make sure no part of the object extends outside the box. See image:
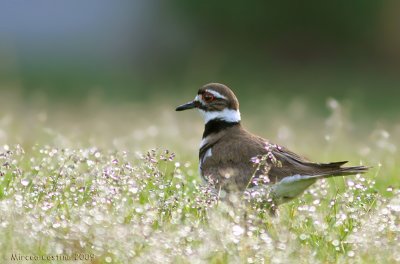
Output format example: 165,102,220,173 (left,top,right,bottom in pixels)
175,101,197,111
